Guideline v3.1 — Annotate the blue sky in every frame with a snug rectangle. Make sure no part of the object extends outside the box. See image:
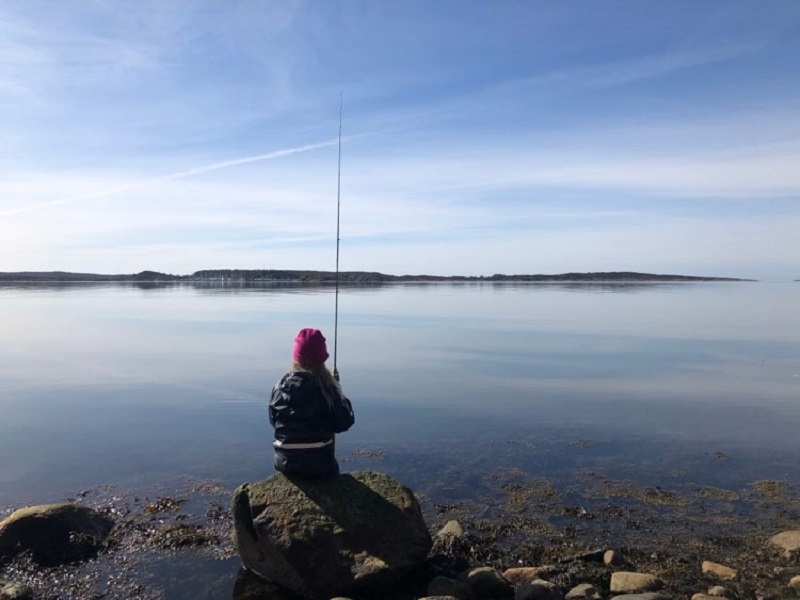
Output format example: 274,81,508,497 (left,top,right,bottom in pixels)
1,1,799,279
